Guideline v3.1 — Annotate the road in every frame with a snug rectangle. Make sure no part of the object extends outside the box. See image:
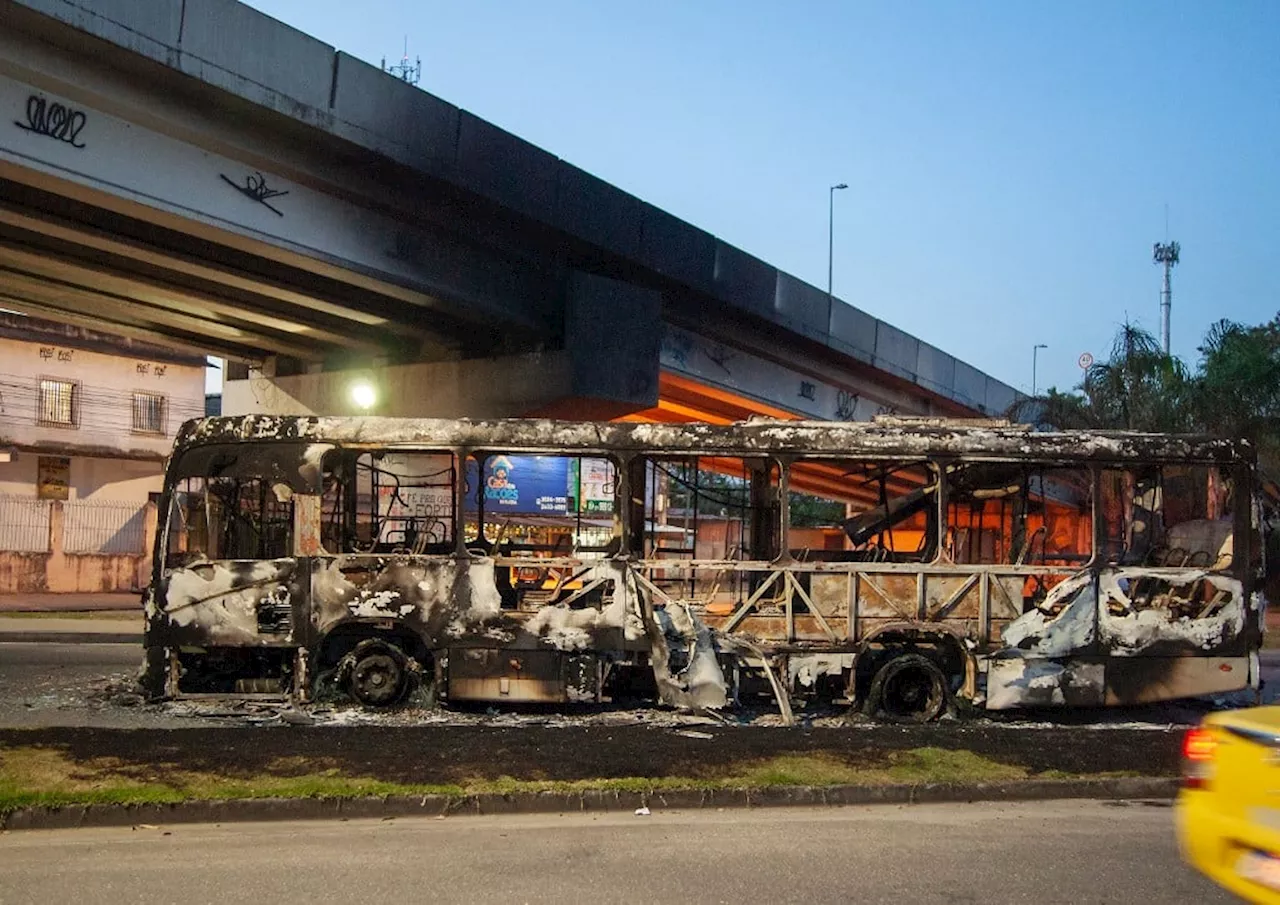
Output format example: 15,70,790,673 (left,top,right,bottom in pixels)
0,644,1197,781
0,643,171,729
0,800,1229,904
4,640,1266,731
